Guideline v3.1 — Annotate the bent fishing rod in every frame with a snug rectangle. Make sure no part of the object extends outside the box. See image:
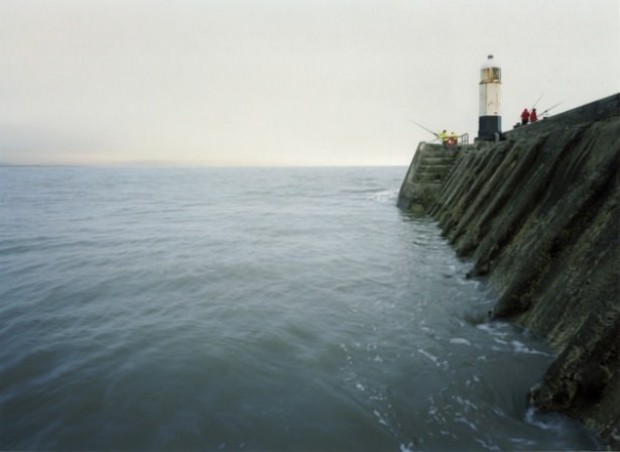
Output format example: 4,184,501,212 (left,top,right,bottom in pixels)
538,102,562,117
531,93,544,110
411,120,440,138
